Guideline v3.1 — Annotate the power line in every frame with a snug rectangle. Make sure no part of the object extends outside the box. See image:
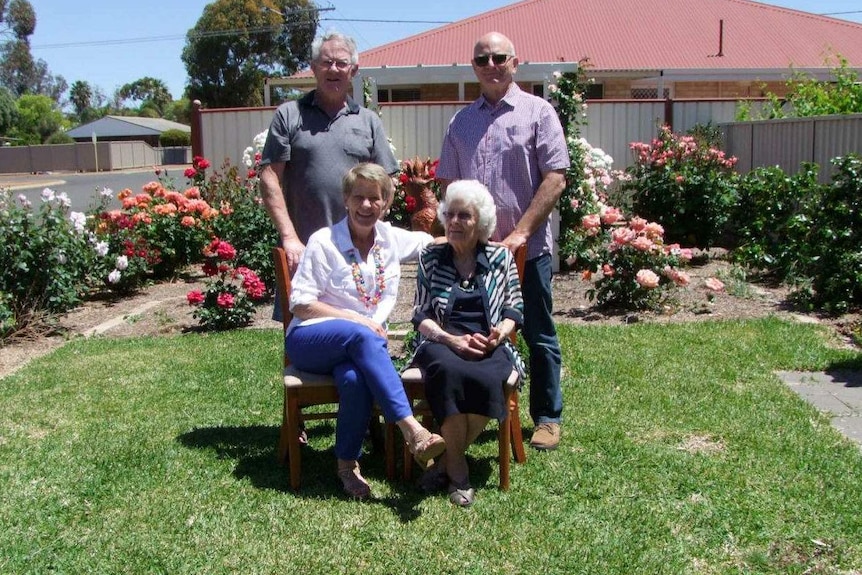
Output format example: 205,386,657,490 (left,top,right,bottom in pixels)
31,17,454,51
